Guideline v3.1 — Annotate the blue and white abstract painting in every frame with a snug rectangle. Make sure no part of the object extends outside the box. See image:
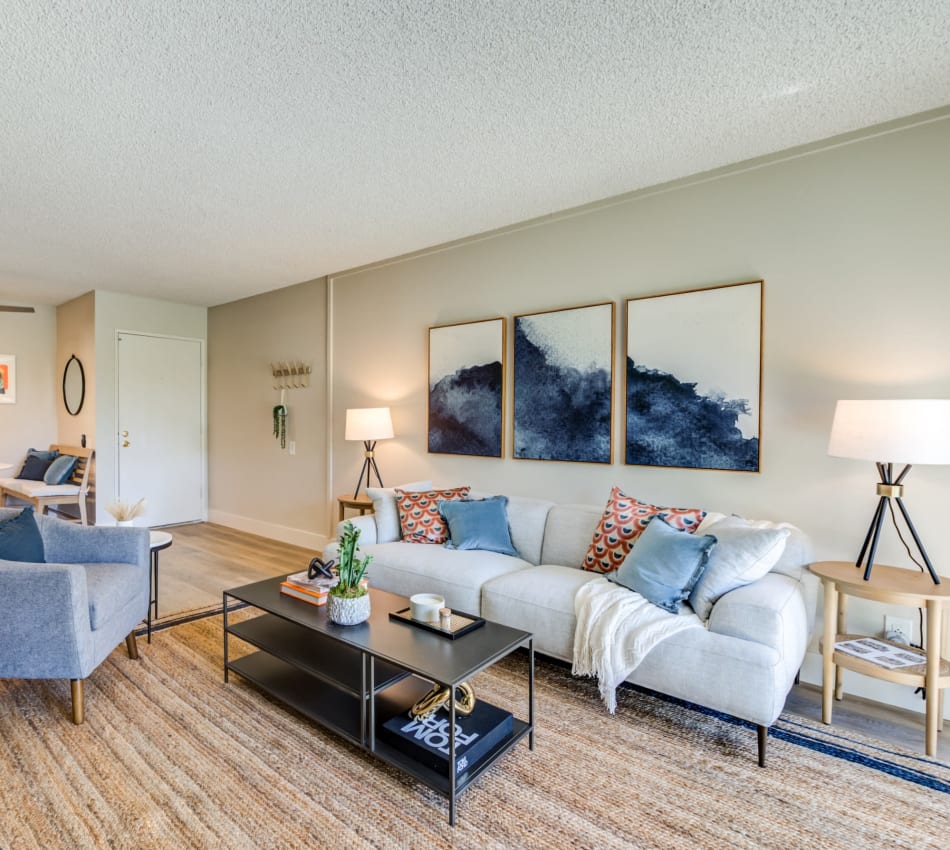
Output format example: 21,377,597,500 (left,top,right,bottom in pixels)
626,281,762,472
513,303,613,463
428,318,504,457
